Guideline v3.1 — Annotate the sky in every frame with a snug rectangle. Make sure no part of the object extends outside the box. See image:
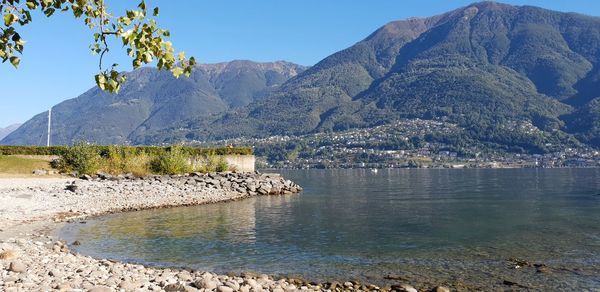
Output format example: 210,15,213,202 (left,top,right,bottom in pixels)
1,0,600,128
